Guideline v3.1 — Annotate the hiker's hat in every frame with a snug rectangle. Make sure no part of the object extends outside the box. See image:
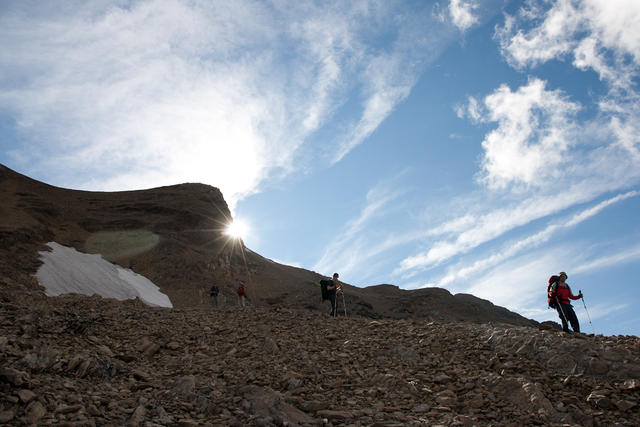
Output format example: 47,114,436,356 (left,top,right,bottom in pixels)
559,271,568,278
